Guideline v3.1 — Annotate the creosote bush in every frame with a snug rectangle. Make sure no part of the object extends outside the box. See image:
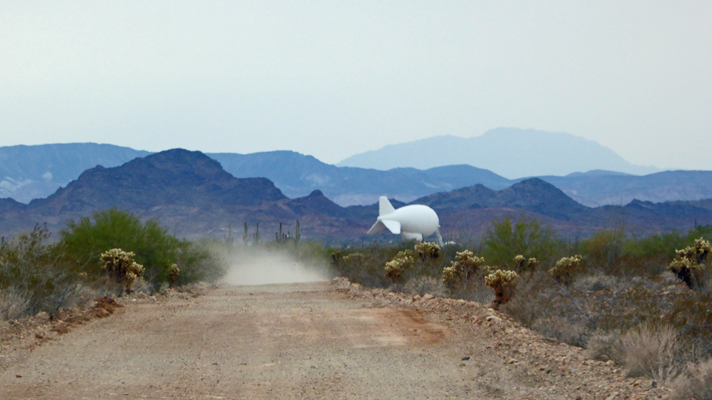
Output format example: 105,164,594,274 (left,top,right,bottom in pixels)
549,254,583,285
483,214,557,267
485,269,519,305
0,225,94,319
100,248,145,293
668,237,711,289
